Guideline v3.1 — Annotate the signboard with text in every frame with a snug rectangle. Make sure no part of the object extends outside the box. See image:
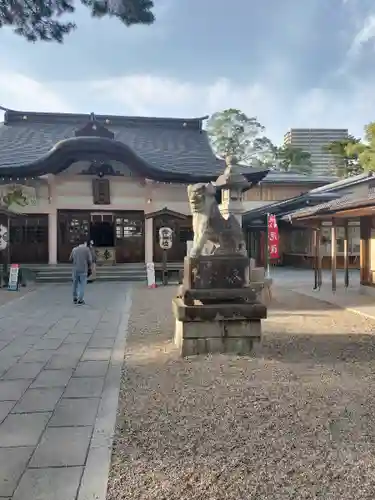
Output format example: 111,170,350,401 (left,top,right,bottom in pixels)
268,214,279,259
8,264,20,291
